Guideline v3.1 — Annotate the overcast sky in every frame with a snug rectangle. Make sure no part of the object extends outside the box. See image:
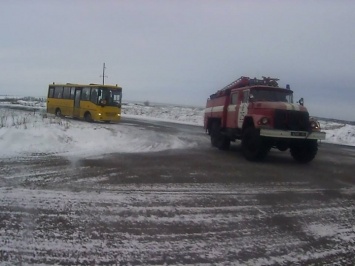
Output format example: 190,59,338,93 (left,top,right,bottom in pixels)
1,0,354,120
